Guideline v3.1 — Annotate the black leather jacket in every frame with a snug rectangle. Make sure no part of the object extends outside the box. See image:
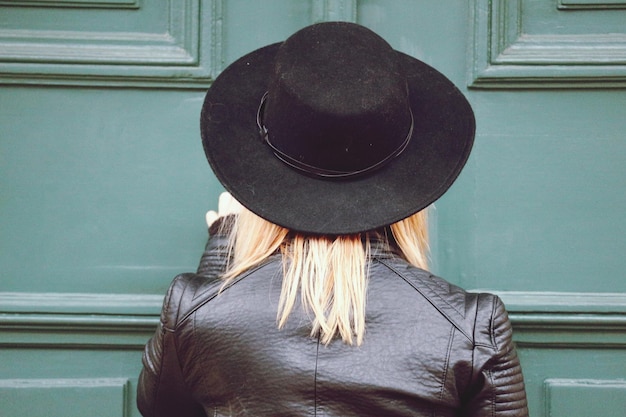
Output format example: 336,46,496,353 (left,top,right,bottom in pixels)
137,222,528,417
